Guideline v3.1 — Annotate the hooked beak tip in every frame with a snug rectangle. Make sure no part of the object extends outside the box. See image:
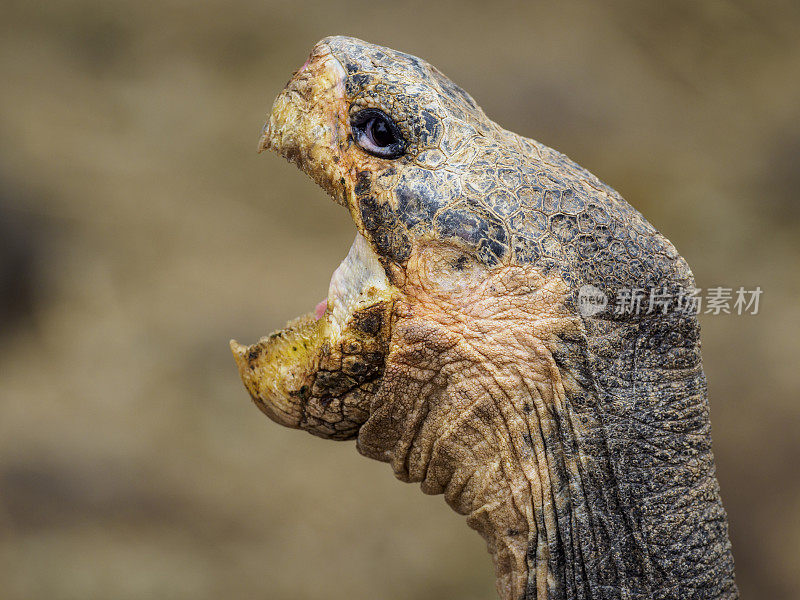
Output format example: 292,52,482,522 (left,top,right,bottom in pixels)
229,339,249,367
